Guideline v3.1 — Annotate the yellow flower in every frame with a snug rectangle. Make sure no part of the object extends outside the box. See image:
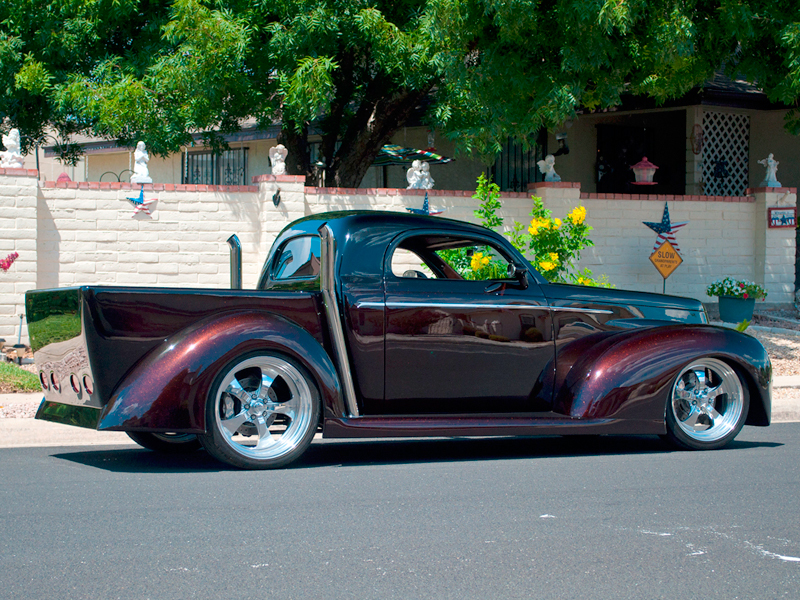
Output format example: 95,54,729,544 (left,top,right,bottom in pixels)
528,218,542,235
554,218,562,229
577,276,588,285
471,252,486,271
539,260,556,272
541,219,551,230
548,252,559,262
568,206,587,225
